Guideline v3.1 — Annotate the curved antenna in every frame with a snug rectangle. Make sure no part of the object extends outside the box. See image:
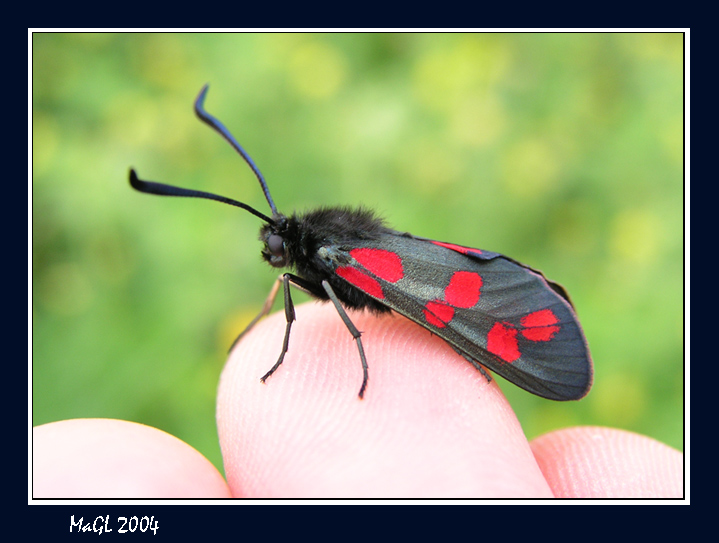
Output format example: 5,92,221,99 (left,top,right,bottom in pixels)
129,169,275,225
194,84,279,216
